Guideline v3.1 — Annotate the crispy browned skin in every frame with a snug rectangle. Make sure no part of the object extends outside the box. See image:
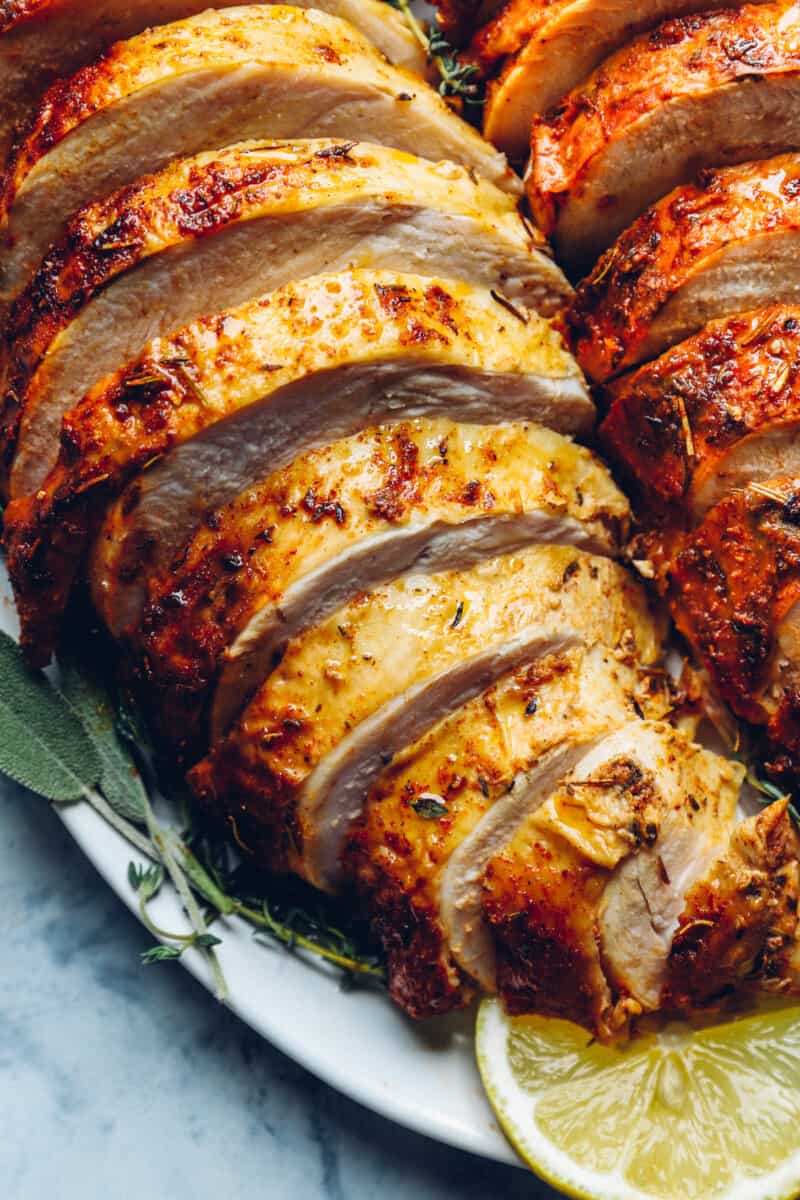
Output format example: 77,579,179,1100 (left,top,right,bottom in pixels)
345,647,669,1018
116,420,624,761
666,478,800,769
664,800,800,1010
4,270,584,667
481,721,743,1038
468,0,561,74
569,157,800,384
528,2,800,261
600,306,800,523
